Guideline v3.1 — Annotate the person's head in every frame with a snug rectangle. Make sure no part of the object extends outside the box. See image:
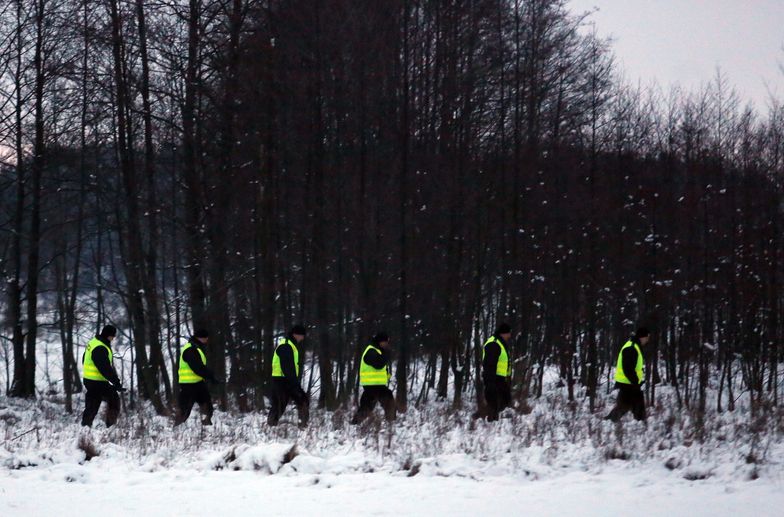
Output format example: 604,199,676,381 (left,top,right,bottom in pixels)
291,324,306,343
100,325,117,343
194,328,210,345
373,331,390,349
495,322,512,342
635,327,650,345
